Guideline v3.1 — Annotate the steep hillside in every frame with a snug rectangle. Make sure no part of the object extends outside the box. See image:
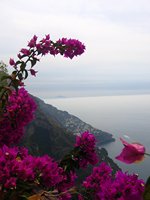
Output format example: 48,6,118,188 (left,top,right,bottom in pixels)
20,95,120,174
31,96,115,145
